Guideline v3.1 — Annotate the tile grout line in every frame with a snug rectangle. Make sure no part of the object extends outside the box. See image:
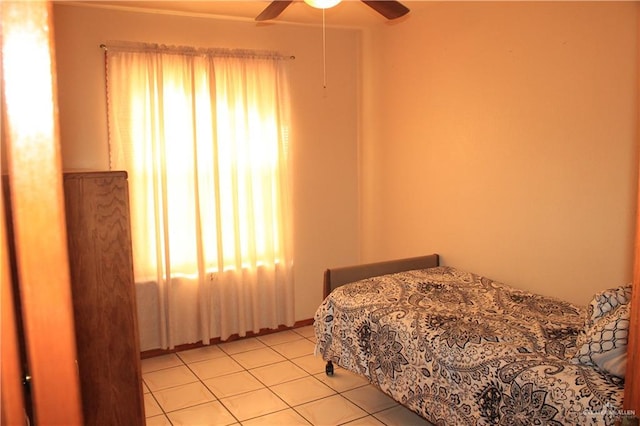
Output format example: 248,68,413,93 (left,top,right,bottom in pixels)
144,326,399,425
147,333,313,423
226,335,330,424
